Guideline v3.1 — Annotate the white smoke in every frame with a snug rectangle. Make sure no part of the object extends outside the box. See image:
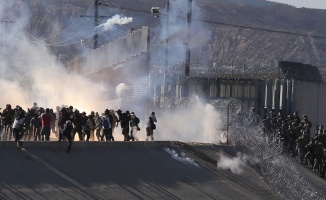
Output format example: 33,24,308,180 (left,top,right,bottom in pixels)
217,152,250,174
95,14,133,31
116,83,129,97
155,99,222,143
164,147,199,167
151,0,211,69
0,1,110,113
